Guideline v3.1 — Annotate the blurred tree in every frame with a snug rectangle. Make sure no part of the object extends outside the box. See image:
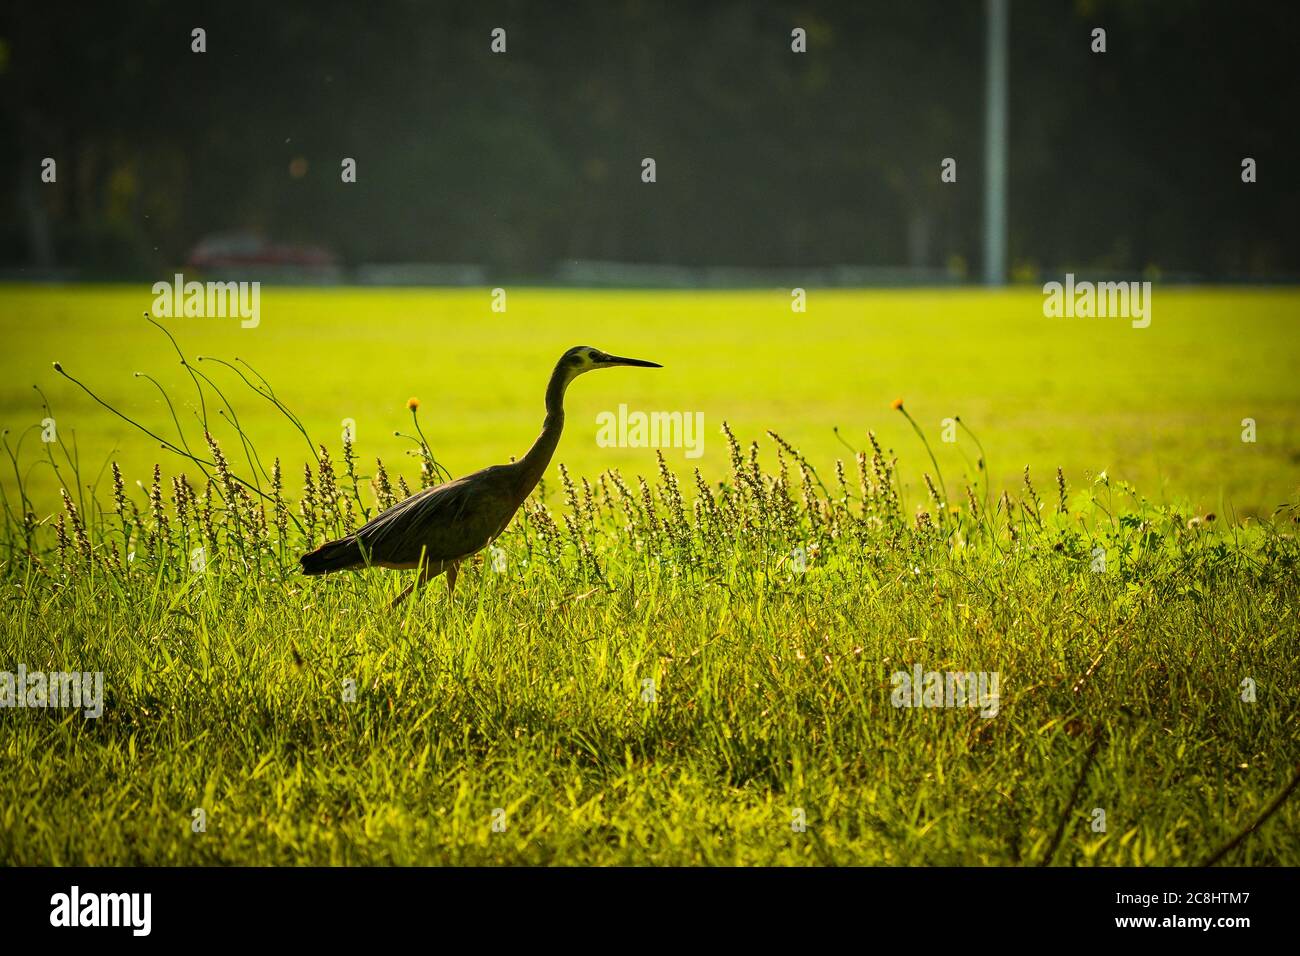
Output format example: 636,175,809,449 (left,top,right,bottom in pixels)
0,0,1295,279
